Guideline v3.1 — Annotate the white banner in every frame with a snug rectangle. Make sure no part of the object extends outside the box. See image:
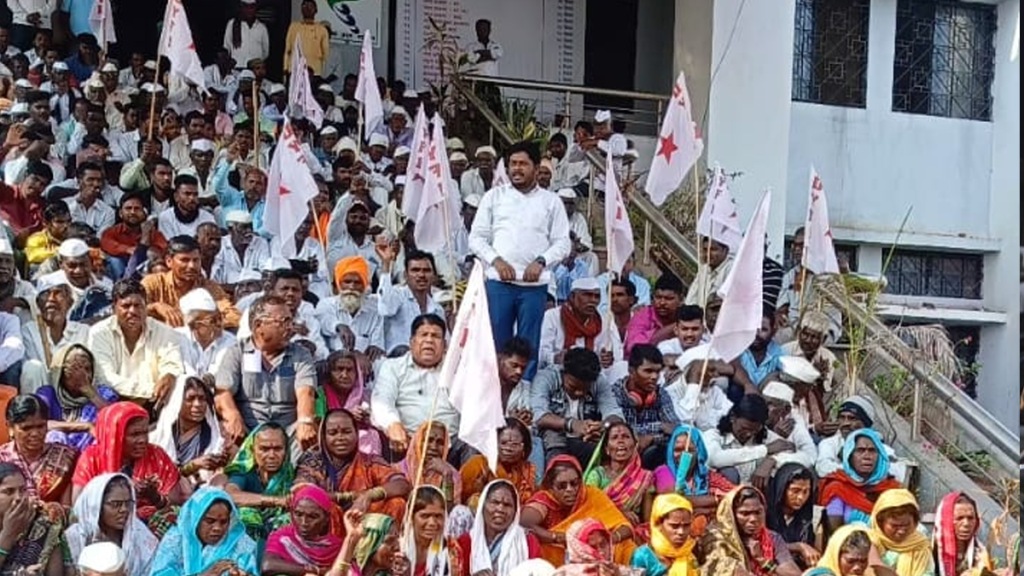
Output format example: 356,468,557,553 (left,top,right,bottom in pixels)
318,0,383,46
